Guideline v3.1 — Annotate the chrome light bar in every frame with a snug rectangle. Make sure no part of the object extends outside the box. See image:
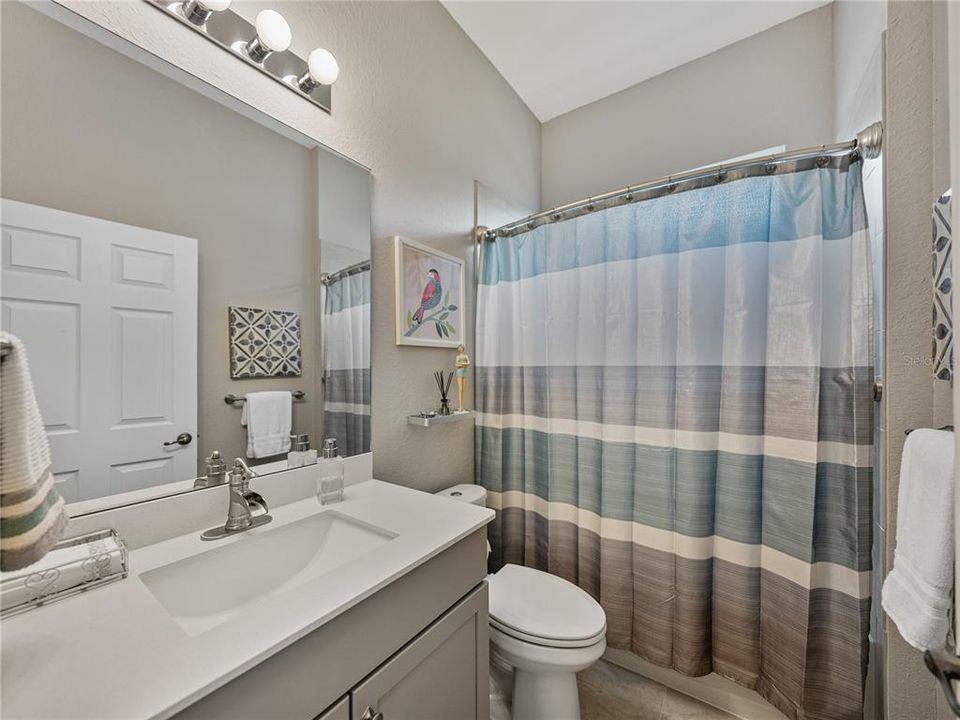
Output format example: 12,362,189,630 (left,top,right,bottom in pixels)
145,1,333,114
